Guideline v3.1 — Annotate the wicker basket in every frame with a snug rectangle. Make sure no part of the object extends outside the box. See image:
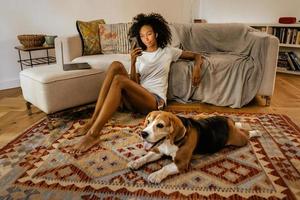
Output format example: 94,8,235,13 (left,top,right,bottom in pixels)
17,34,45,48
